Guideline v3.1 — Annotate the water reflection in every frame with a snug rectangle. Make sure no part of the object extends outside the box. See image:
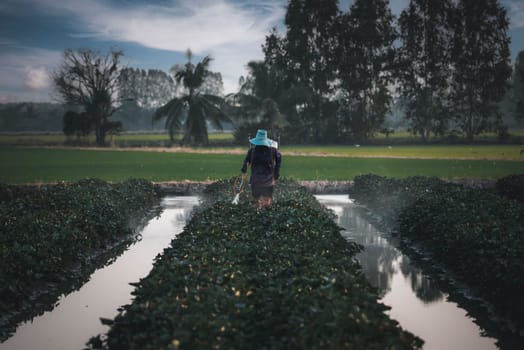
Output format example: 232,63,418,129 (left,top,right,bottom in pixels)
316,195,498,350
320,196,441,303
0,196,199,350
399,256,445,304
